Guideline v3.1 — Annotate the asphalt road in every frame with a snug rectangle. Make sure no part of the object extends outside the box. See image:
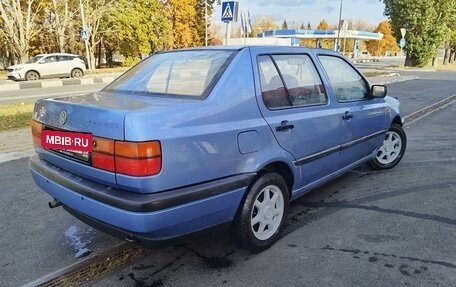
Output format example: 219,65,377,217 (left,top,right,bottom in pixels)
0,83,107,105
0,73,455,286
